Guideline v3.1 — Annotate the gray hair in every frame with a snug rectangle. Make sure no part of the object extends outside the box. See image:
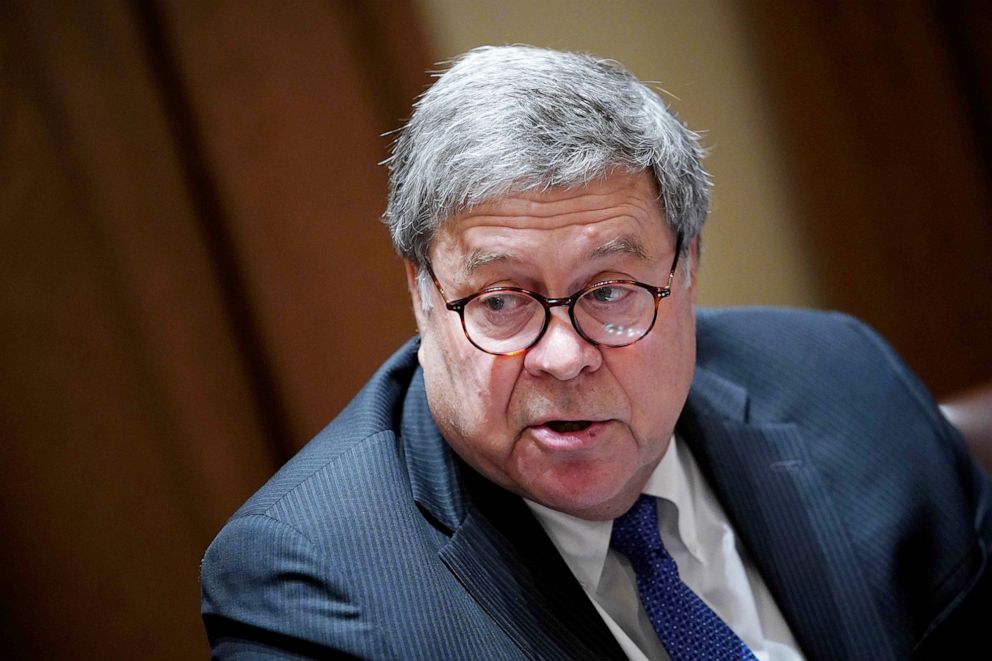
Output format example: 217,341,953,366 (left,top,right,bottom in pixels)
383,45,710,299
